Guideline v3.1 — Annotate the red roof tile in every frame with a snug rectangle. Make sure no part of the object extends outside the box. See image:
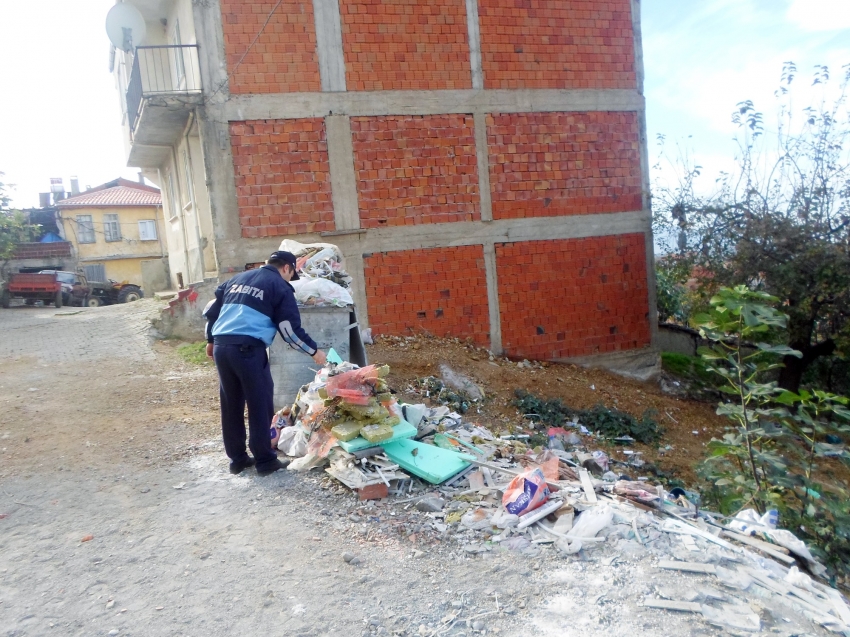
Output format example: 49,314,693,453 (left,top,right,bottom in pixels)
57,179,161,208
